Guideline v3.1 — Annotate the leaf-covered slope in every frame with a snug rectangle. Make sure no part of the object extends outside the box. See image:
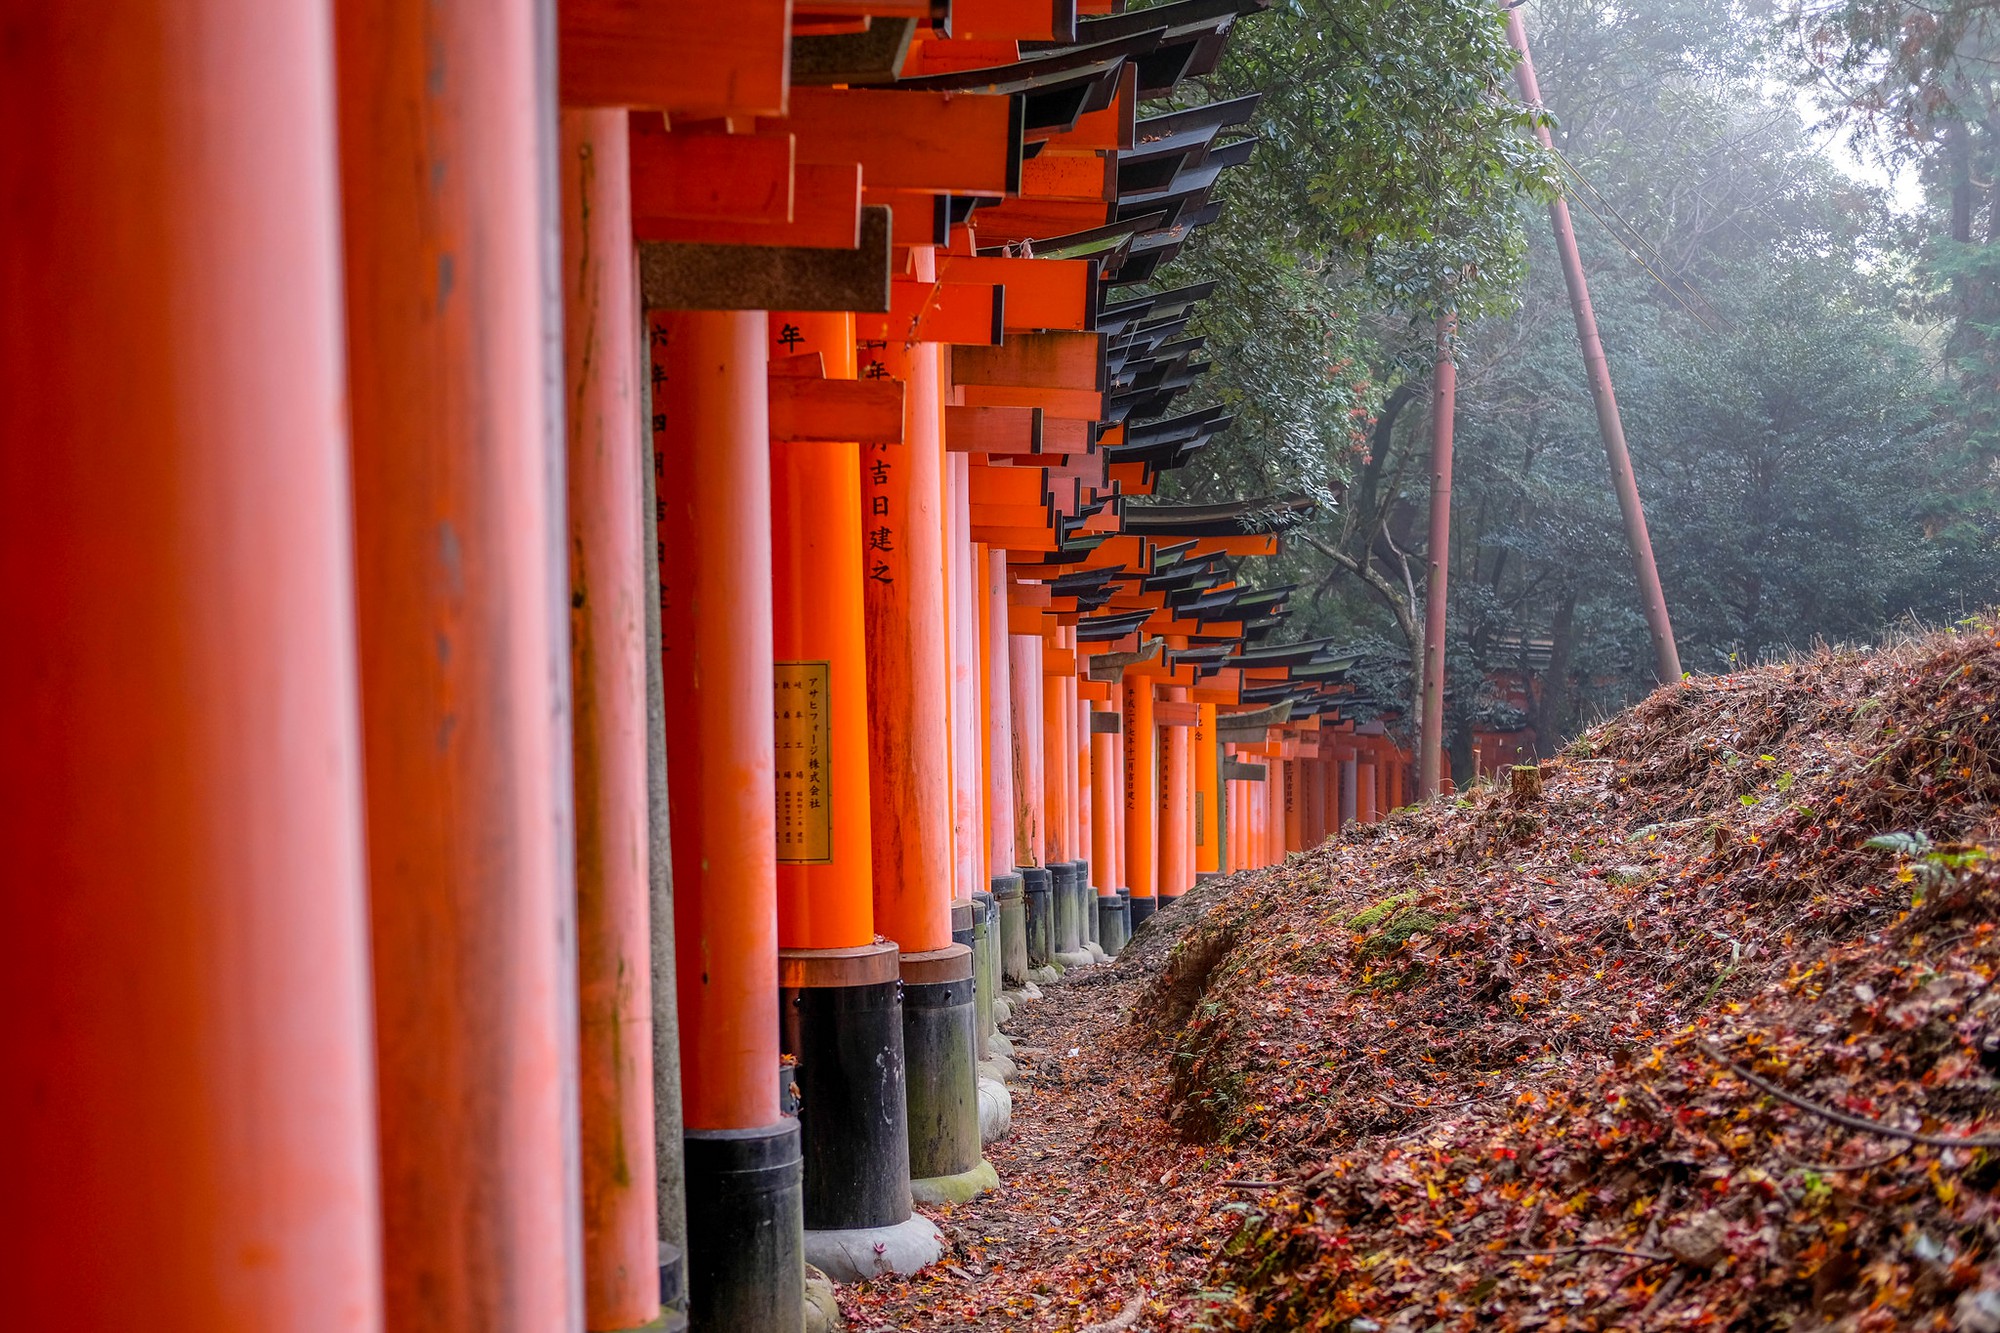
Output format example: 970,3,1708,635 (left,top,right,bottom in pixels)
1139,626,2000,1330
